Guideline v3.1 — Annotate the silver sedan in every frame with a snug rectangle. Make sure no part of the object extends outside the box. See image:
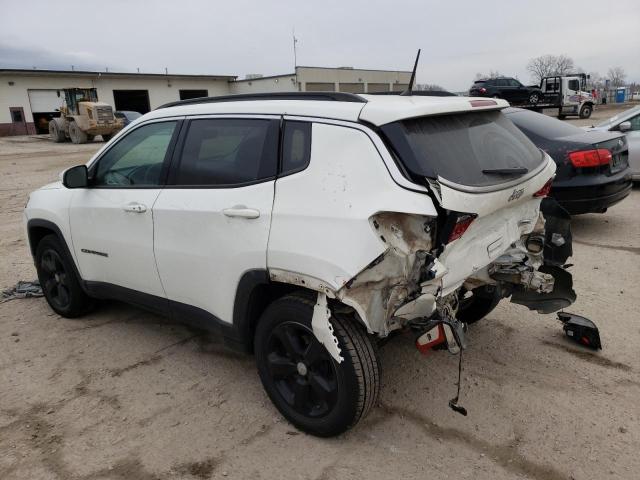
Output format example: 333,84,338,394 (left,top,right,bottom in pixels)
587,105,640,180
